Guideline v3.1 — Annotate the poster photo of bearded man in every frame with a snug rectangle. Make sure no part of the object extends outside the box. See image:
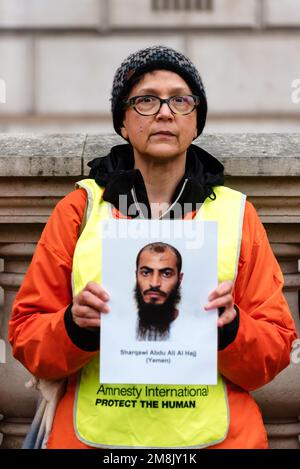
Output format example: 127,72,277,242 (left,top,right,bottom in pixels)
135,242,183,342
99,219,218,385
